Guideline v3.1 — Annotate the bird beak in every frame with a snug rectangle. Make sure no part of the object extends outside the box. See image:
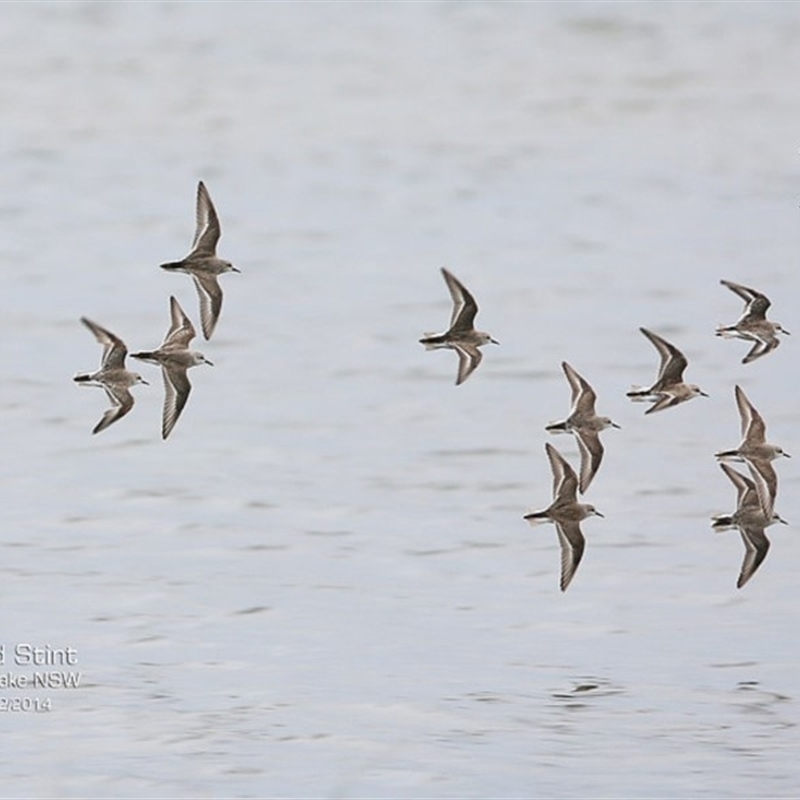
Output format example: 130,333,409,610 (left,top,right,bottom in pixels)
141,379,149,385
611,422,621,429
205,360,214,366
490,338,500,345
700,391,710,397
594,511,605,518
777,515,789,525
232,266,242,273
783,452,791,458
